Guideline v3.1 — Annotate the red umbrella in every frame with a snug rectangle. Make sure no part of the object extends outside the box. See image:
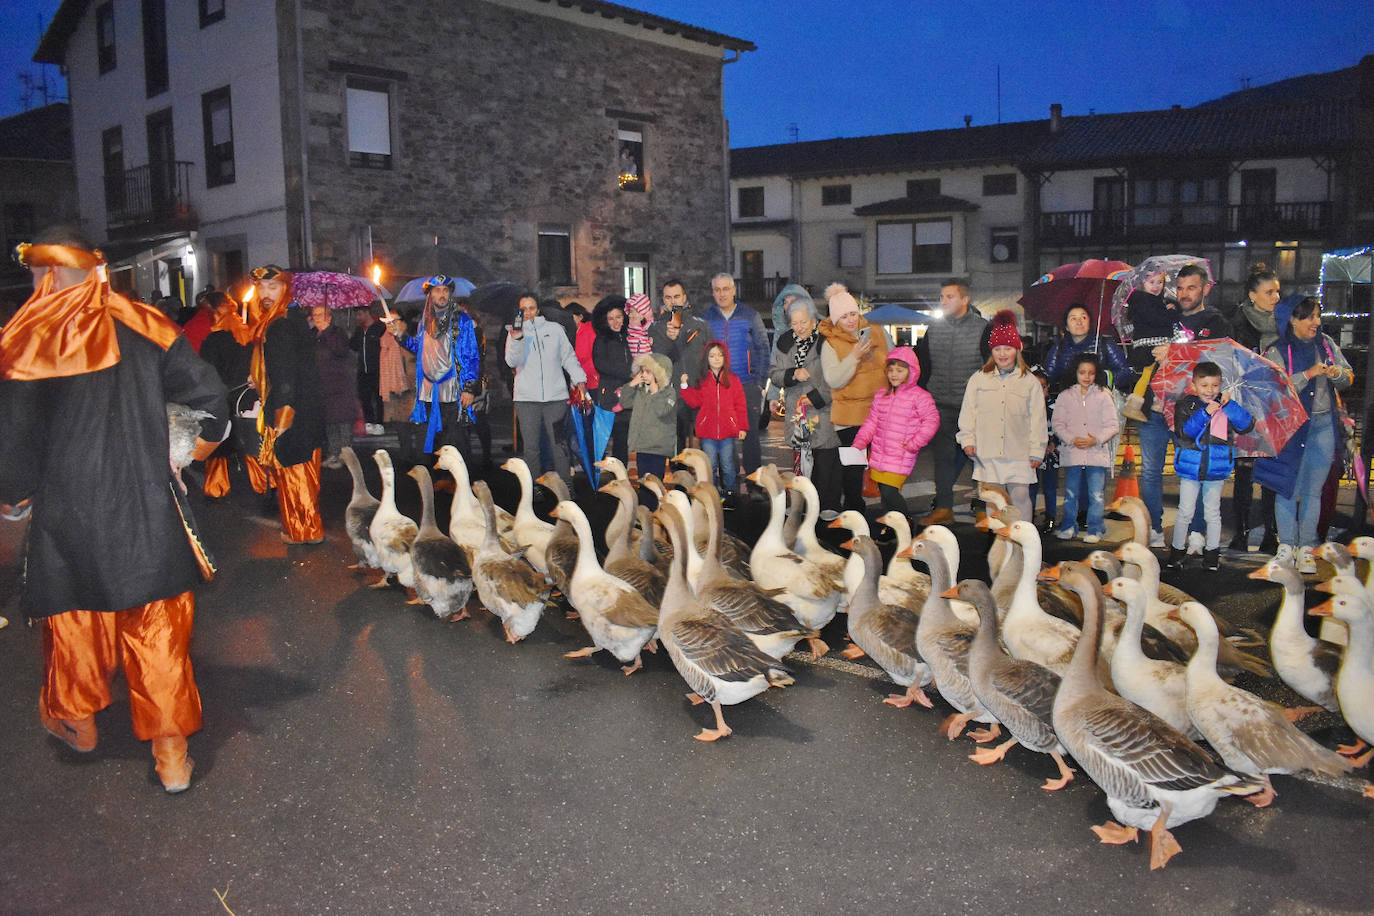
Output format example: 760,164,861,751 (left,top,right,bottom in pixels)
1150,339,1308,457
1019,259,1132,329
